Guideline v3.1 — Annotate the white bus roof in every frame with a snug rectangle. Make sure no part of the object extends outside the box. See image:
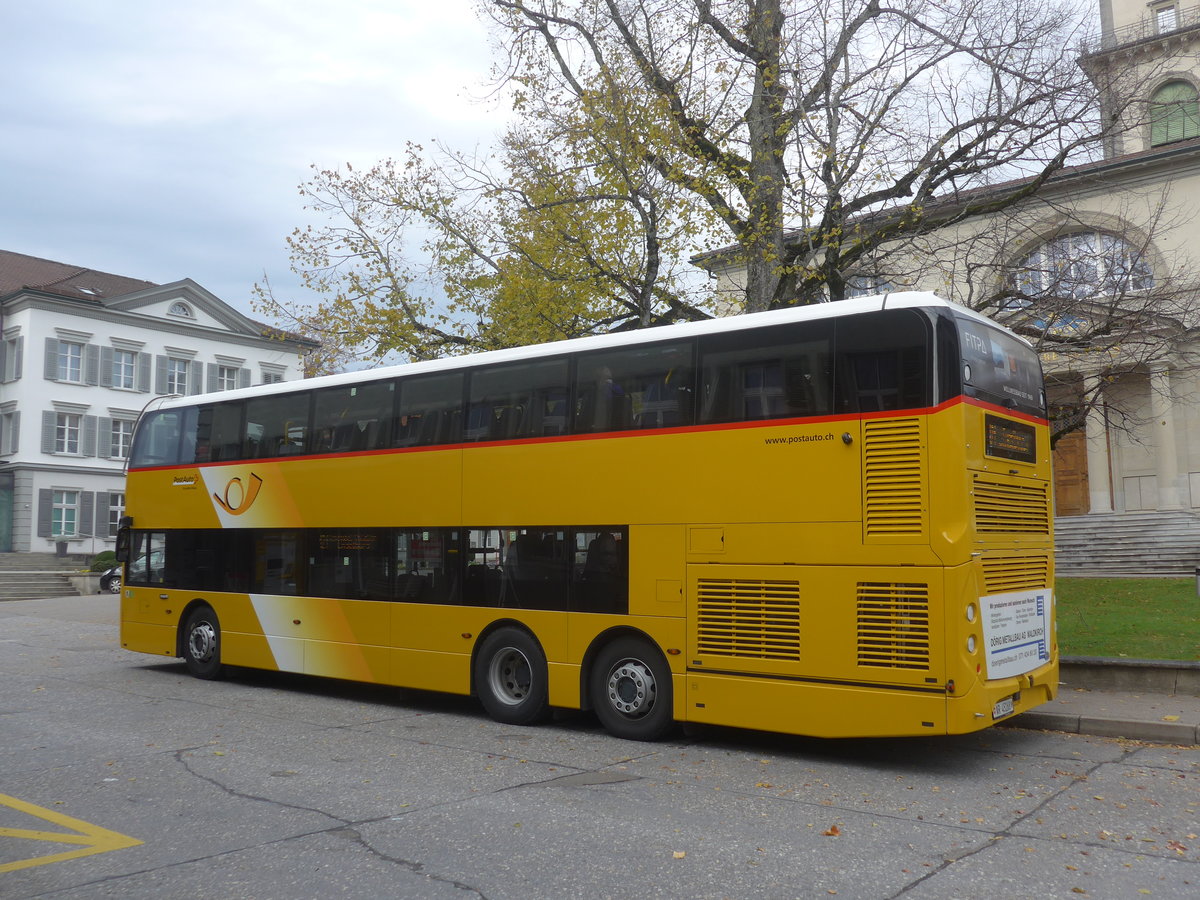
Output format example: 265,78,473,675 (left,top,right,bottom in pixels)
149,292,1009,411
